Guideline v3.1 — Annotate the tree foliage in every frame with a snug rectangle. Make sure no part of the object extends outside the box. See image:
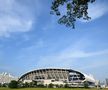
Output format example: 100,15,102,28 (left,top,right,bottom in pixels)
84,81,89,88
51,0,95,28
8,80,18,88
64,83,69,88
0,83,1,87
48,83,54,88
